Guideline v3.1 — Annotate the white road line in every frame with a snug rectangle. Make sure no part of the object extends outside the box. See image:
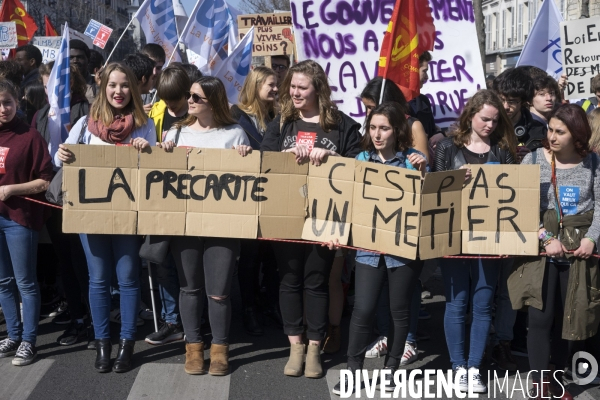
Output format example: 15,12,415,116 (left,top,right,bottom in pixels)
127,363,230,400
0,359,54,400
